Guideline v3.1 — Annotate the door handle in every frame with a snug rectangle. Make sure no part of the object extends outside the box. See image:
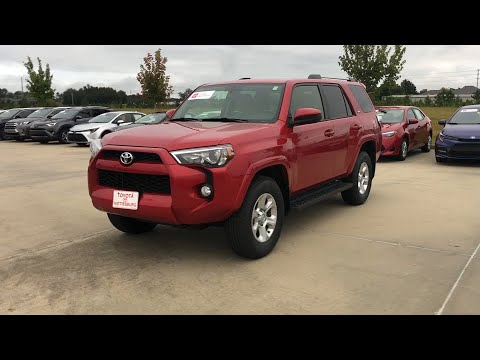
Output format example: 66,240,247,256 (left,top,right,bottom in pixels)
324,129,335,137
351,124,362,131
